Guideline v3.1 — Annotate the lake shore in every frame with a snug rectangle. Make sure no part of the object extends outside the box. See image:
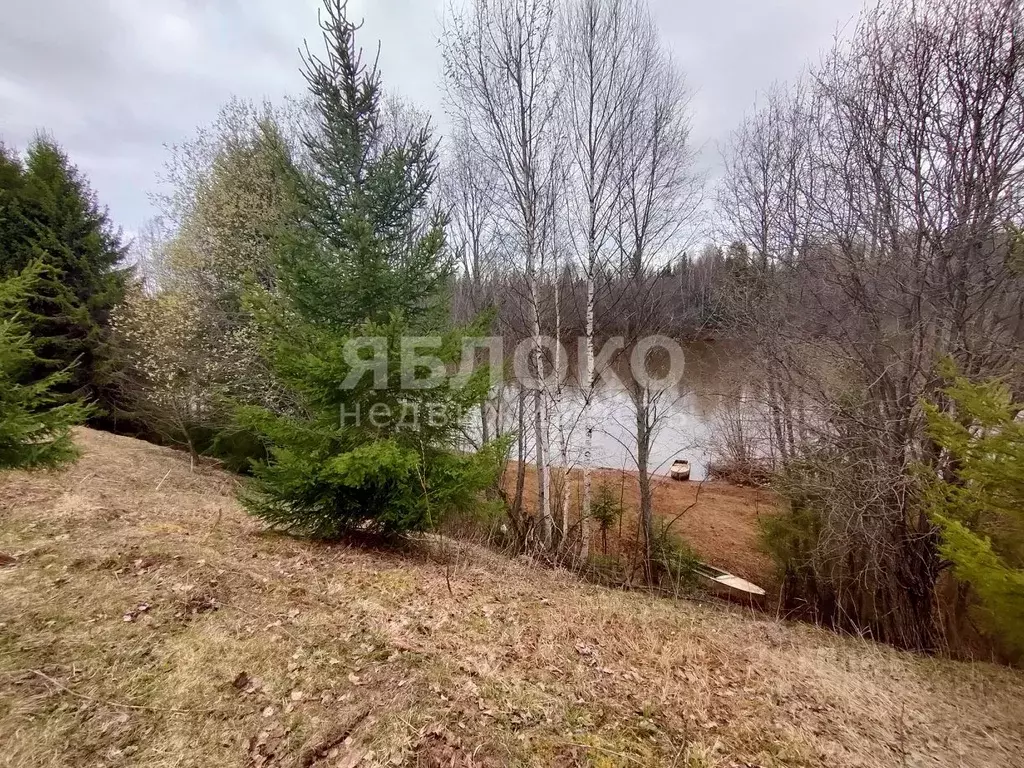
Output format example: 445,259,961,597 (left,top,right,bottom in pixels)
503,462,777,590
